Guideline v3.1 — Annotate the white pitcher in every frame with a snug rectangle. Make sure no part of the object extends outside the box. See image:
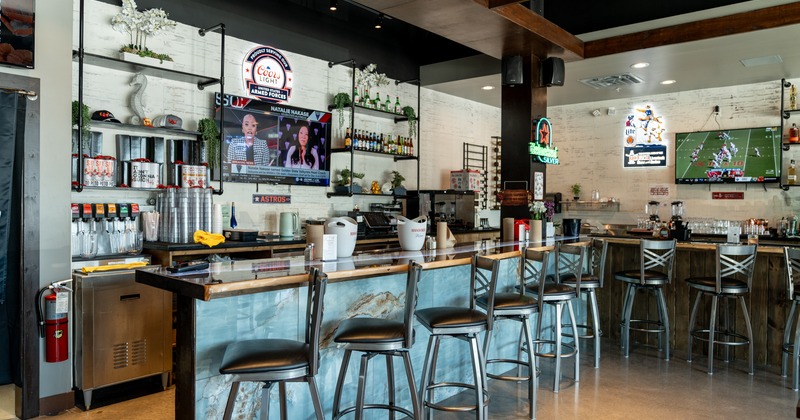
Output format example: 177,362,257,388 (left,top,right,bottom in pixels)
325,217,358,258
396,215,428,251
